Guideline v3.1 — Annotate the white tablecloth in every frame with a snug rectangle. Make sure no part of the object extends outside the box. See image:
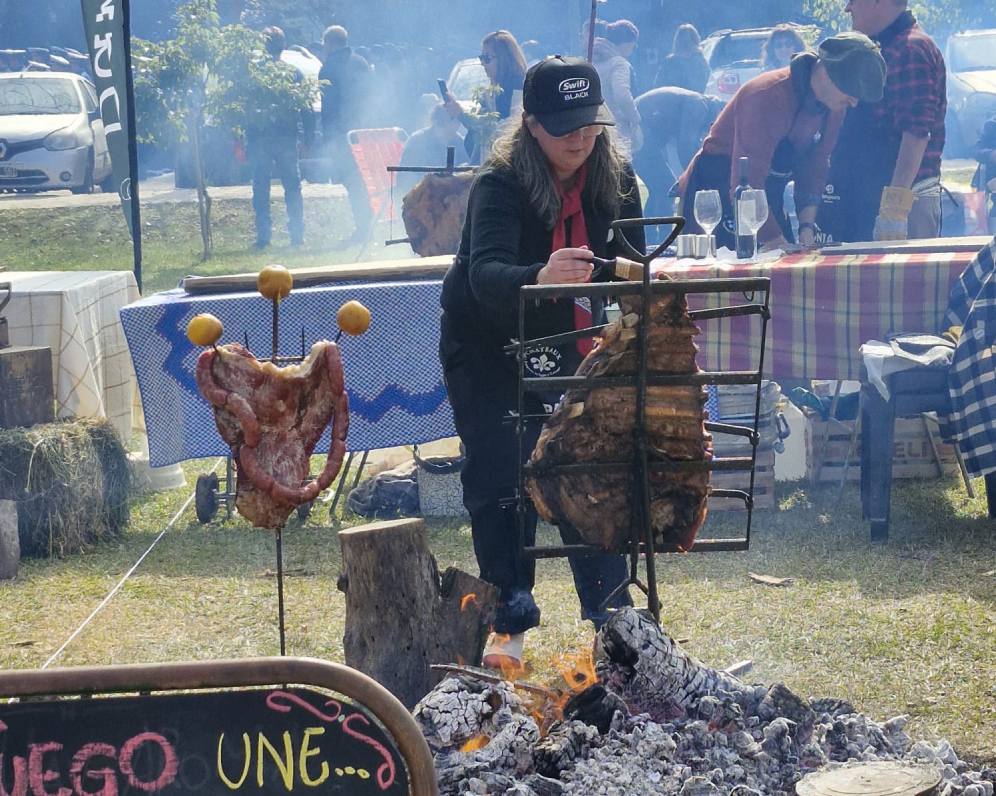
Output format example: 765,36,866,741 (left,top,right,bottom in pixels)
1,271,141,441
